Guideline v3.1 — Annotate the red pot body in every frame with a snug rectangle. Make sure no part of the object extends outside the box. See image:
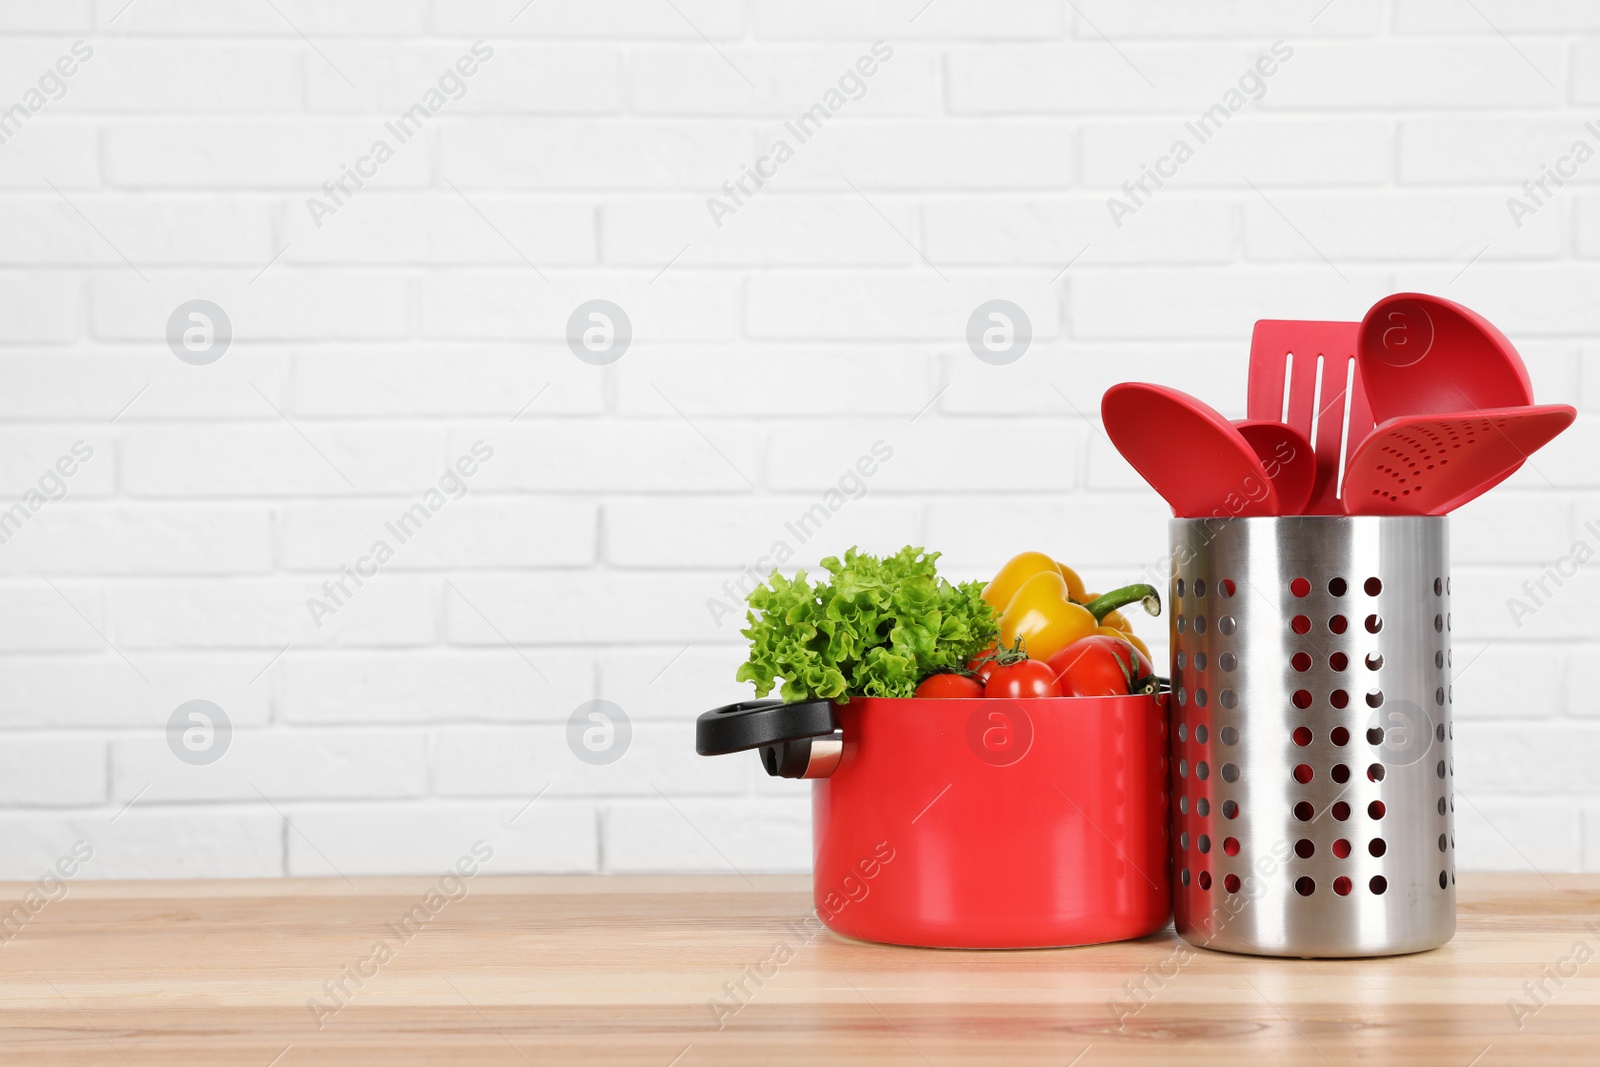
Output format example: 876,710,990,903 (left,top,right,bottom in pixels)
810,694,1172,949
